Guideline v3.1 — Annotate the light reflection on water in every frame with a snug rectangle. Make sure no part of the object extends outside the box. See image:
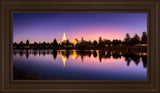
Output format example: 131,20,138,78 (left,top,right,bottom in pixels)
13,49,147,80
